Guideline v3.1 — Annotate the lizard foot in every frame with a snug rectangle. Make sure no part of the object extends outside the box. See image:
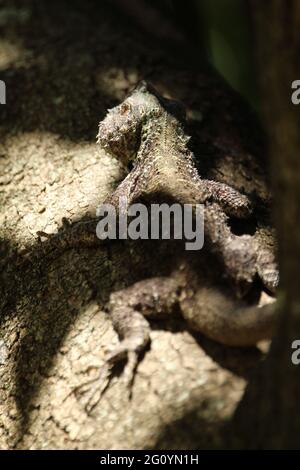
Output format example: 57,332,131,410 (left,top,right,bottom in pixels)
106,345,140,398
74,342,144,413
72,364,112,414
74,277,180,411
